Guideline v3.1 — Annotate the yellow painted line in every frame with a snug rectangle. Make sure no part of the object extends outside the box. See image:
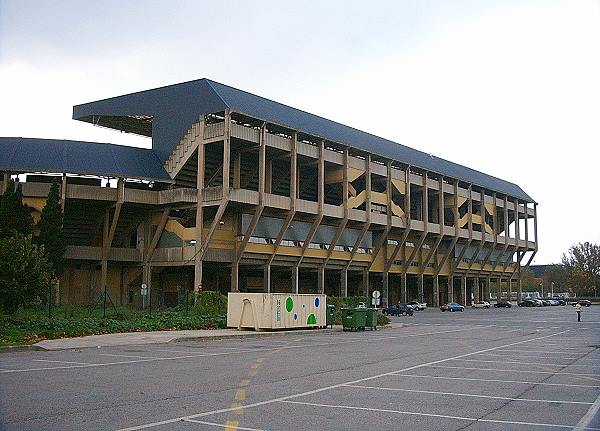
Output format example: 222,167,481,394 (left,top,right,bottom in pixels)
234,388,246,401
249,369,258,376
256,358,265,363
225,419,240,431
240,379,251,387
250,363,259,369
230,402,244,415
